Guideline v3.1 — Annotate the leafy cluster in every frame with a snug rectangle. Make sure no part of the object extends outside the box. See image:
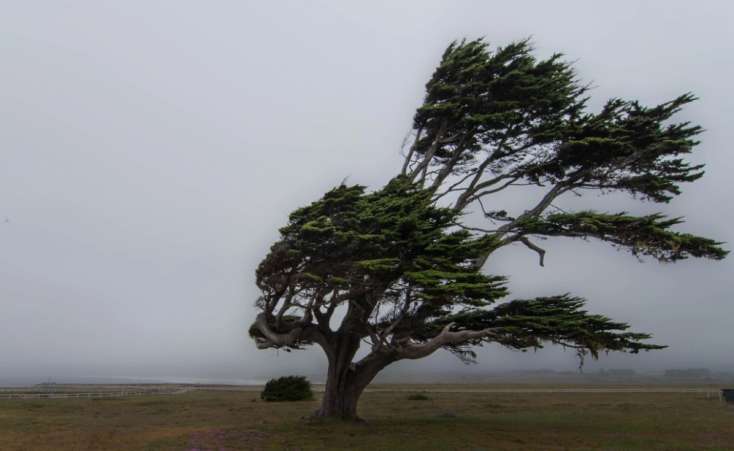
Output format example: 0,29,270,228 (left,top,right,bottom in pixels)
424,295,666,363
252,37,726,372
255,177,507,339
410,39,584,180
526,95,705,203
260,376,313,402
519,211,727,262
